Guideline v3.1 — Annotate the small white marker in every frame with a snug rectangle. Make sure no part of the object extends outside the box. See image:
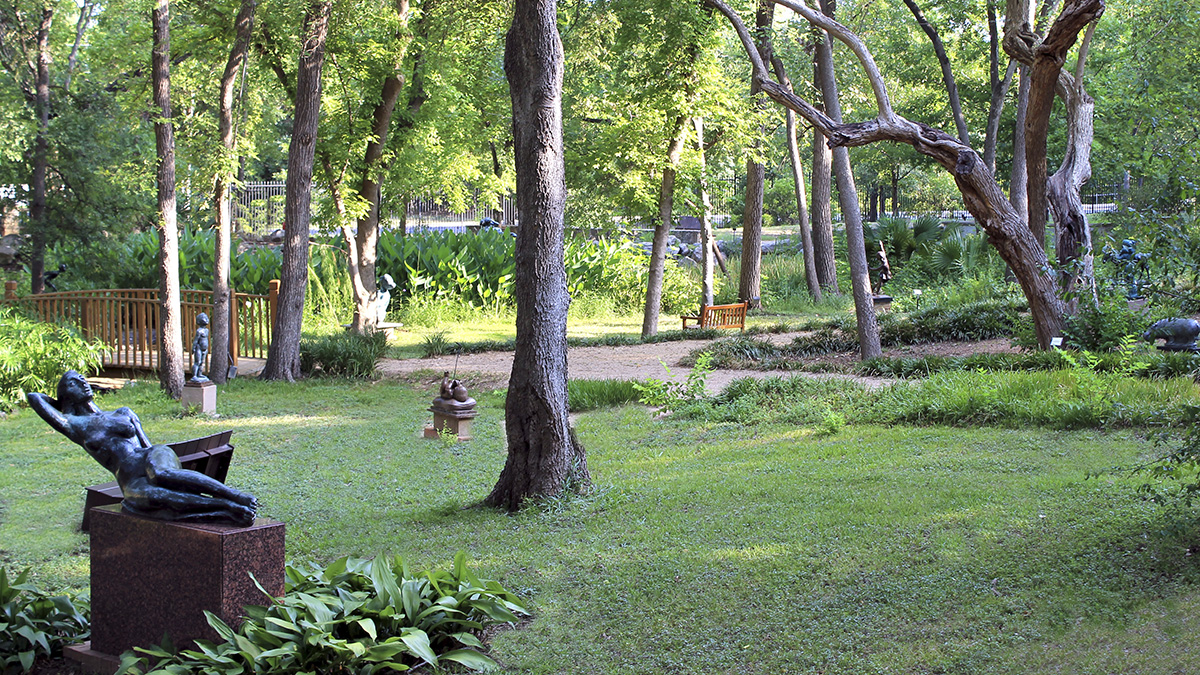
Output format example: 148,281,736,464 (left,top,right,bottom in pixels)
1050,337,1063,347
